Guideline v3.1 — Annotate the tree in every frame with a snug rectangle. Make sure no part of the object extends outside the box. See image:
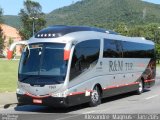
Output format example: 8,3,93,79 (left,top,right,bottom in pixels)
19,0,46,39
0,8,4,54
0,27,4,54
143,23,160,42
114,22,129,36
156,44,160,64
0,8,3,23
8,37,14,46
